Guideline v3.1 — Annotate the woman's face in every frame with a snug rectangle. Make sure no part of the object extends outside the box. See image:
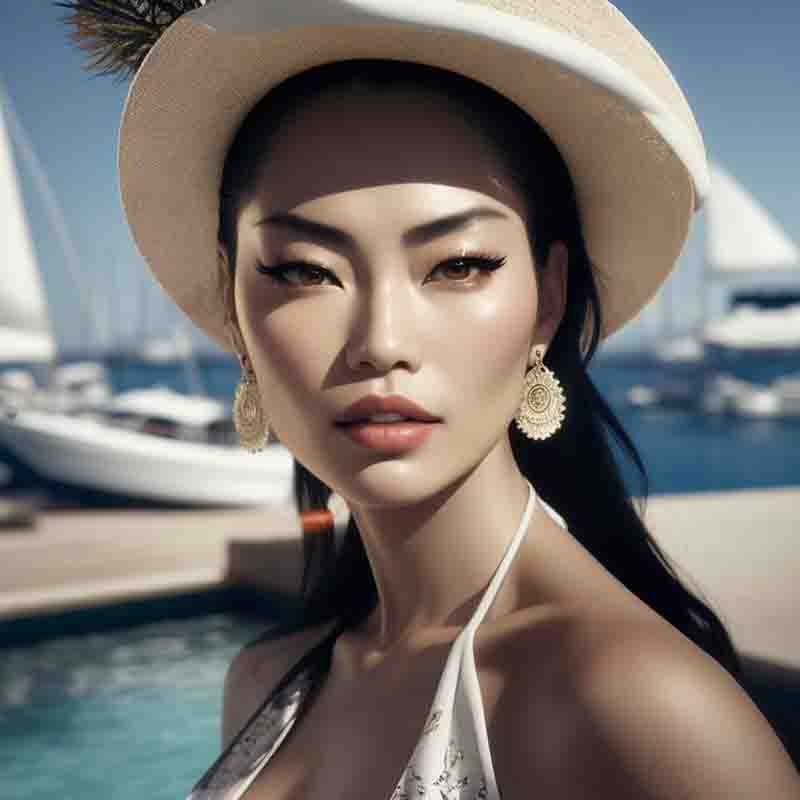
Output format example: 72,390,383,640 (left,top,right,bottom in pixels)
227,86,564,508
